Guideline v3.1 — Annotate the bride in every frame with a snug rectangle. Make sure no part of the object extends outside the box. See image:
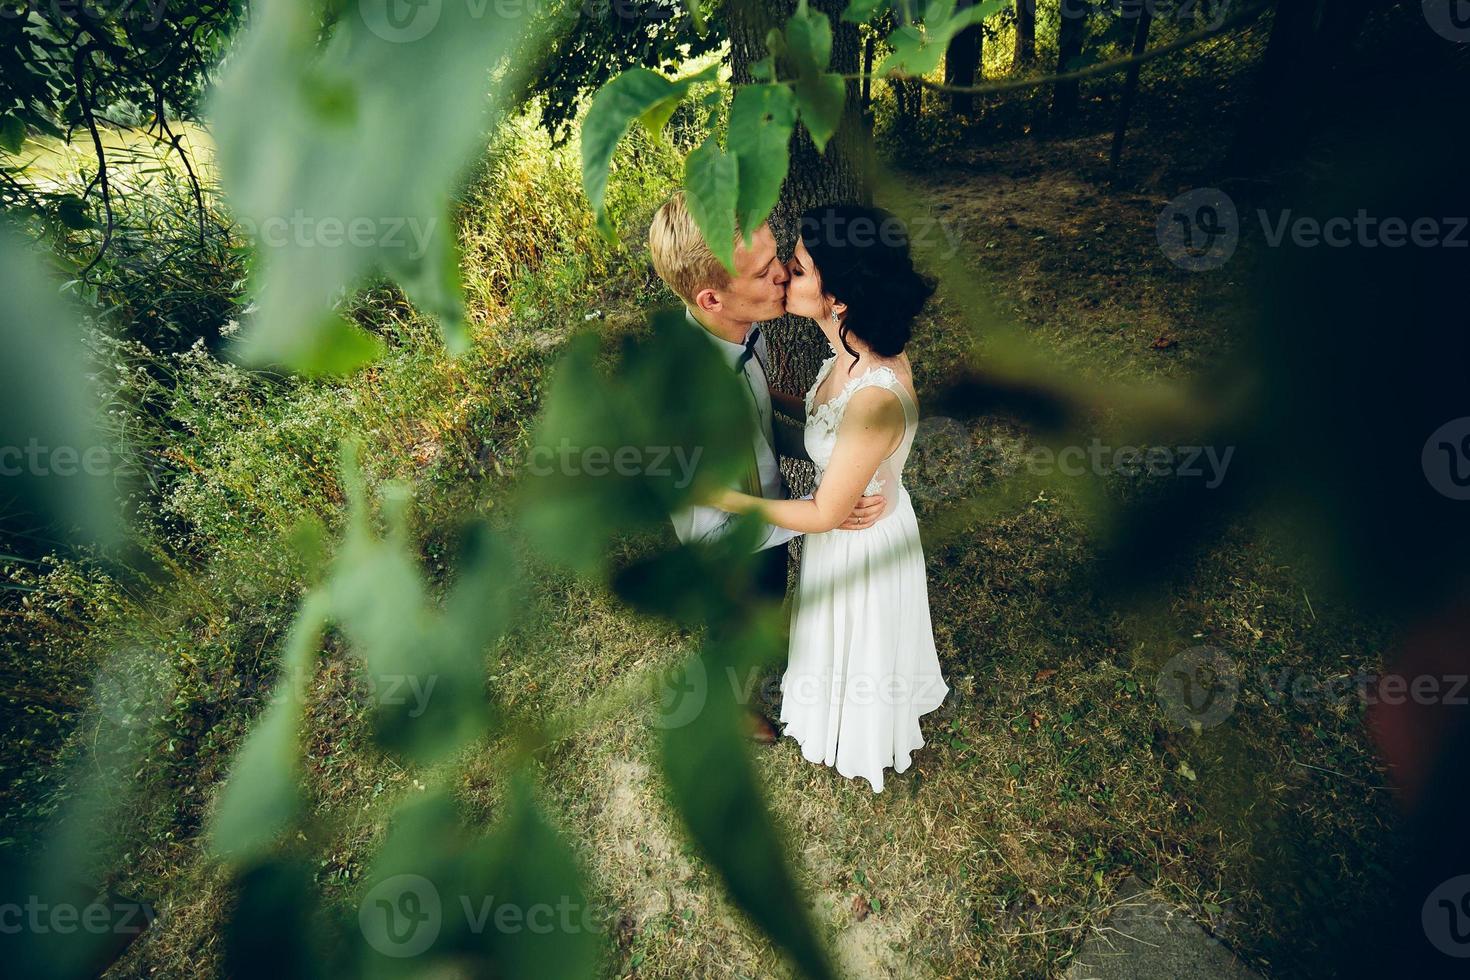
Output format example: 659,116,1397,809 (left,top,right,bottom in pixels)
713,204,949,793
